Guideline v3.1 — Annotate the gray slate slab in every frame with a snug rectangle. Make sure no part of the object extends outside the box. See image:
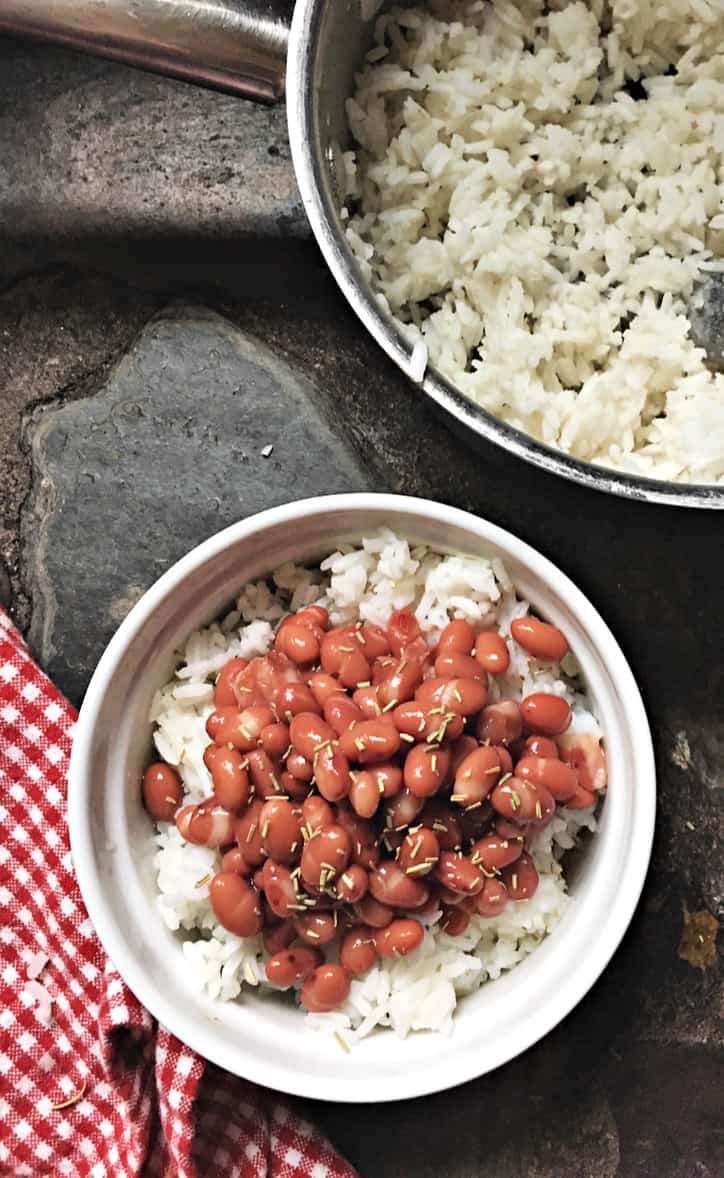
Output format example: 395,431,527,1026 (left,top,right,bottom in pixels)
24,308,374,704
